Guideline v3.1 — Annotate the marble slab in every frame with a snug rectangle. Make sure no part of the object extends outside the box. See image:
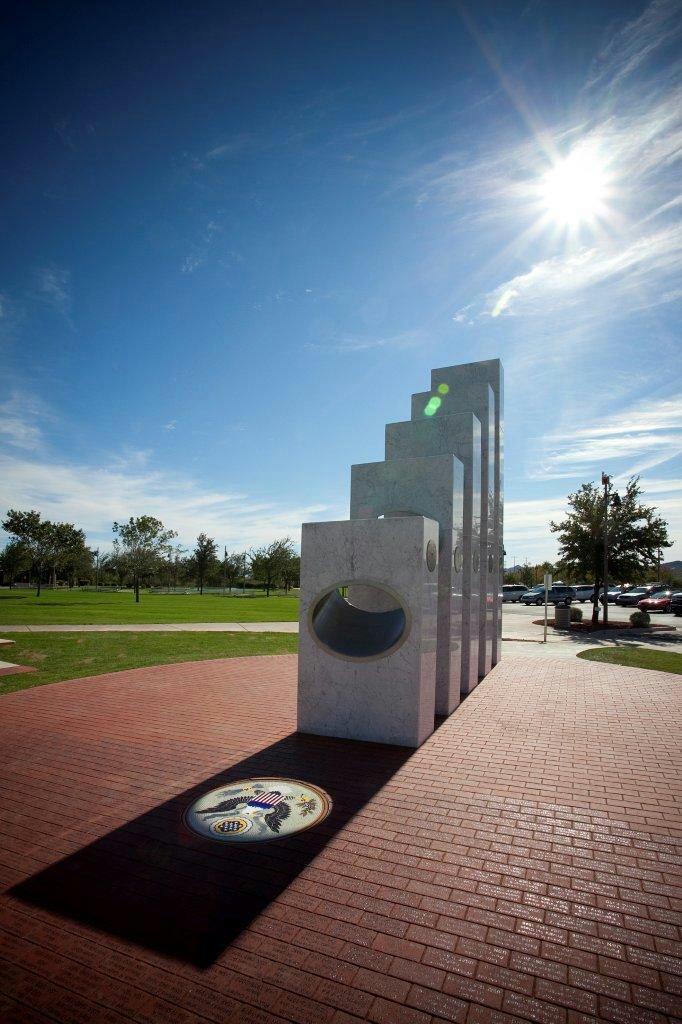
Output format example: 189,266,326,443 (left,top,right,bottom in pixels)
350,454,465,716
412,382,495,678
297,516,439,747
418,359,504,666
384,411,482,695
